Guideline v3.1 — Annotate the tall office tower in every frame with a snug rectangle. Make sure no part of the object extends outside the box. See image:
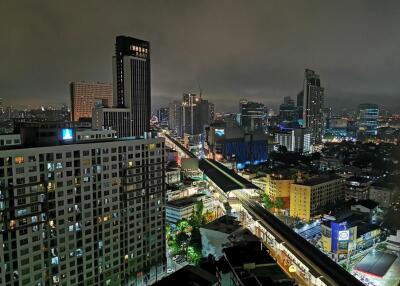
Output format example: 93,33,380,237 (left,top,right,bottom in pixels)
283,96,295,106
168,101,182,135
357,103,379,137
239,99,267,132
279,96,298,123
296,91,304,122
0,126,166,286
299,69,325,143
157,107,169,128
180,93,214,136
70,81,113,121
113,35,151,136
